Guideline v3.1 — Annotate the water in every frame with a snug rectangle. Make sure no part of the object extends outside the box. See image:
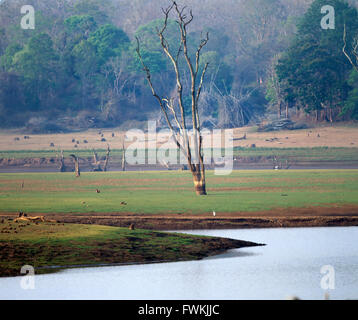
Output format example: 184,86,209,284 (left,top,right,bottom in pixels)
0,227,357,300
